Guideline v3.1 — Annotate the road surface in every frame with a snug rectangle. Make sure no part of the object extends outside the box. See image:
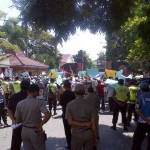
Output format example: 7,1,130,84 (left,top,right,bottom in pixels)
0,108,146,150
